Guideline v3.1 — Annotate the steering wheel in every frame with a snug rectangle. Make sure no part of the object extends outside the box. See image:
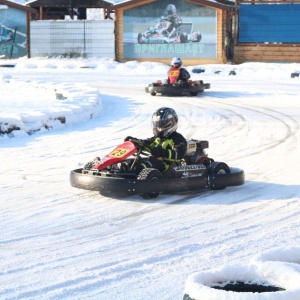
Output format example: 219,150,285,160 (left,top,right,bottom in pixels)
129,138,152,154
